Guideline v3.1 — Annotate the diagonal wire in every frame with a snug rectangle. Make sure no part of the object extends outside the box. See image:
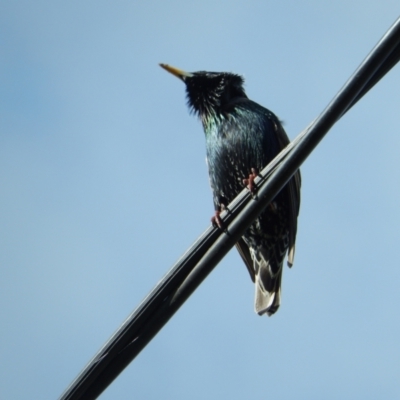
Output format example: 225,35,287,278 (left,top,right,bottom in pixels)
59,16,400,400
